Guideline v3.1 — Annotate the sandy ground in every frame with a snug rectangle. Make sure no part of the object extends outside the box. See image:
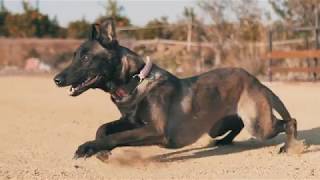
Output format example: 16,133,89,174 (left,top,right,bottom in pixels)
0,75,320,180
